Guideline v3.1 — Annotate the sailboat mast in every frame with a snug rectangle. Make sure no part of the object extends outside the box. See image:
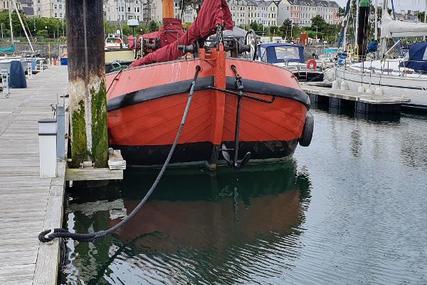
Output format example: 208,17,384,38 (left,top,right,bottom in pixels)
162,0,174,18
424,0,427,40
355,0,359,56
425,0,427,23
341,0,351,49
374,0,378,41
8,0,14,44
12,0,34,53
380,0,389,57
